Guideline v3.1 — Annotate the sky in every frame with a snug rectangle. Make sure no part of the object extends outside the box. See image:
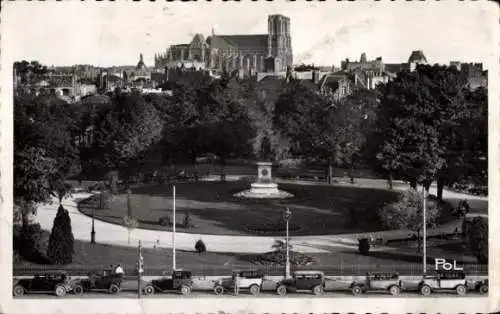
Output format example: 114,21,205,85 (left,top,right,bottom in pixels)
1,1,497,68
